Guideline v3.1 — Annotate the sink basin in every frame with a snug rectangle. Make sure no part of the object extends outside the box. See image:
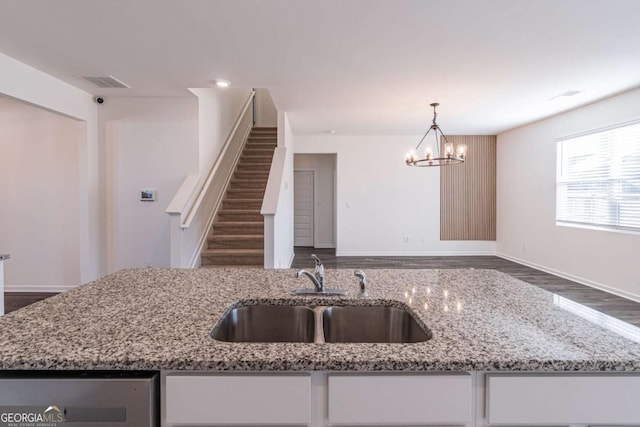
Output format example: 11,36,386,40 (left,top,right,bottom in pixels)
322,305,431,343
211,305,315,343
211,303,431,343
